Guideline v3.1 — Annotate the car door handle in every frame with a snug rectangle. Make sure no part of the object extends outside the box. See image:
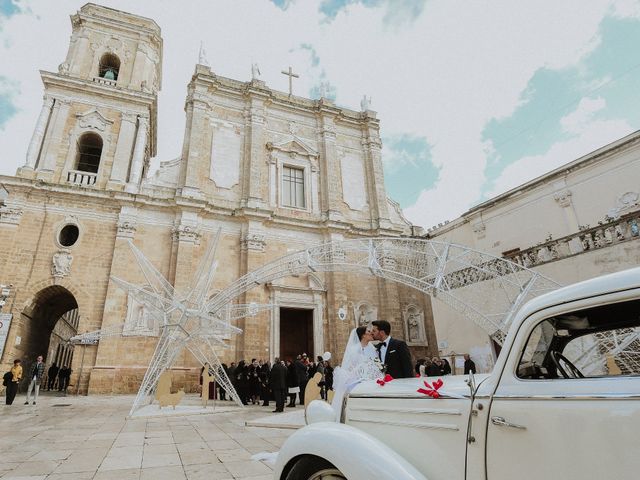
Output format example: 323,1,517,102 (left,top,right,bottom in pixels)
491,416,526,430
